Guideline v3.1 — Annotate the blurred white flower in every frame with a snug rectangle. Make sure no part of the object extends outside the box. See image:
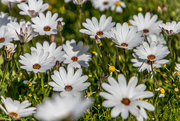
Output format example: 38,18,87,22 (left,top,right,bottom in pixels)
64,0,71,3
19,49,55,73
7,20,37,43
0,96,36,119
23,79,36,86
111,0,126,13
63,39,91,69
49,67,90,97
17,0,49,18
0,12,11,27
129,12,162,35
4,43,17,59
1,0,27,6
159,21,180,36
73,0,87,5
147,34,166,45
35,93,92,121
0,26,14,49
175,64,180,77
155,87,165,97
31,41,65,65
109,22,144,50
100,74,155,120
80,14,115,39
31,11,61,35
133,42,170,61
91,0,113,12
